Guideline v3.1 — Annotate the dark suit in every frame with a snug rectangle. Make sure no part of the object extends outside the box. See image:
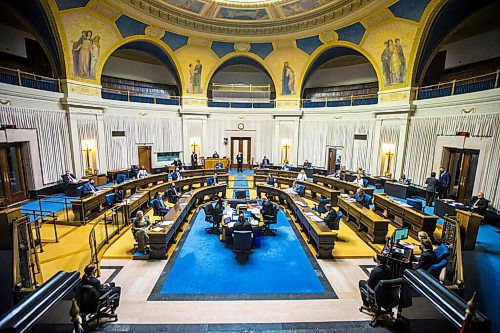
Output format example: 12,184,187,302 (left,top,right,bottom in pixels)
359,264,391,305
81,182,97,197
282,165,290,171
236,154,243,172
414,250,438,271
266,177,276,186
425,177,439,206
303,162,312,168
62,173,77,183
171,160,183,169
469,196,489,215
438,171,450,199
213,153,219,158
215,162,223,169
167,187,180,203
261,200,274,216
324,208,339,230
152,198,168,215
233,218,252,231
81,275,121,307
172,172,182,181
262,158,270,167
191,153,198,168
